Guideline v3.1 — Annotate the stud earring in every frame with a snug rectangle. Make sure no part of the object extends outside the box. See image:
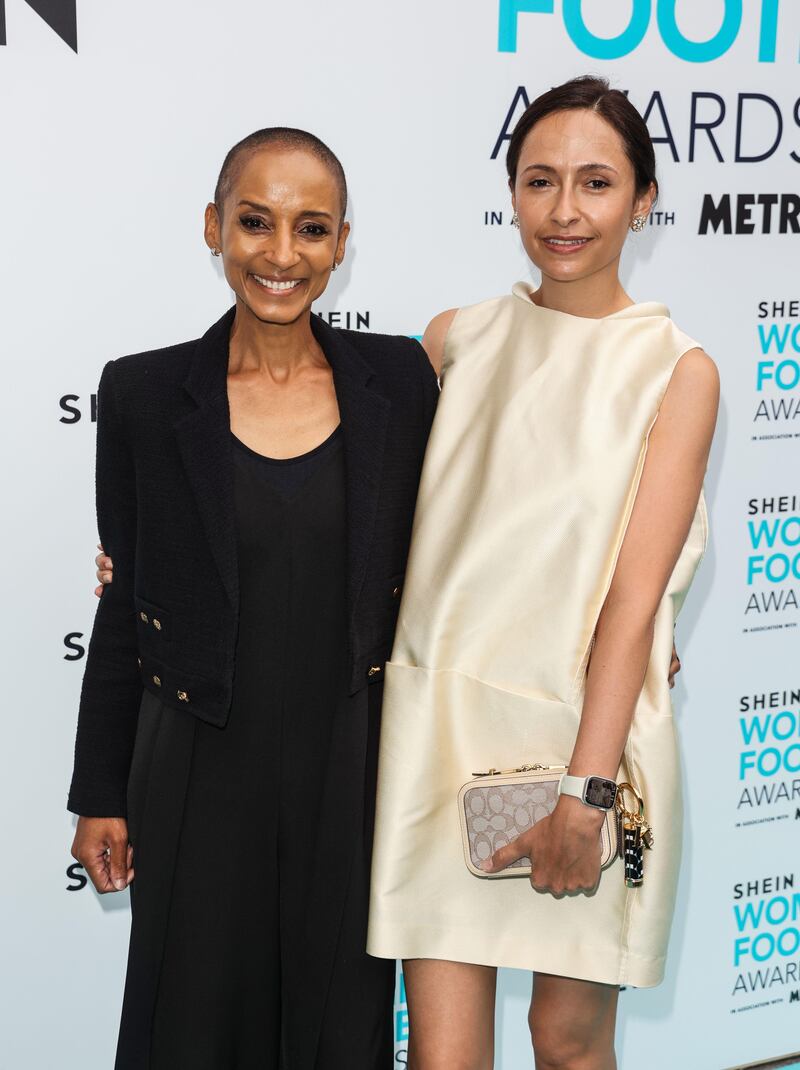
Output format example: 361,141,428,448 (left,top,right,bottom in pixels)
630,216,647,233
332,261,339,272
511,212,520,229
211,248,221,257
